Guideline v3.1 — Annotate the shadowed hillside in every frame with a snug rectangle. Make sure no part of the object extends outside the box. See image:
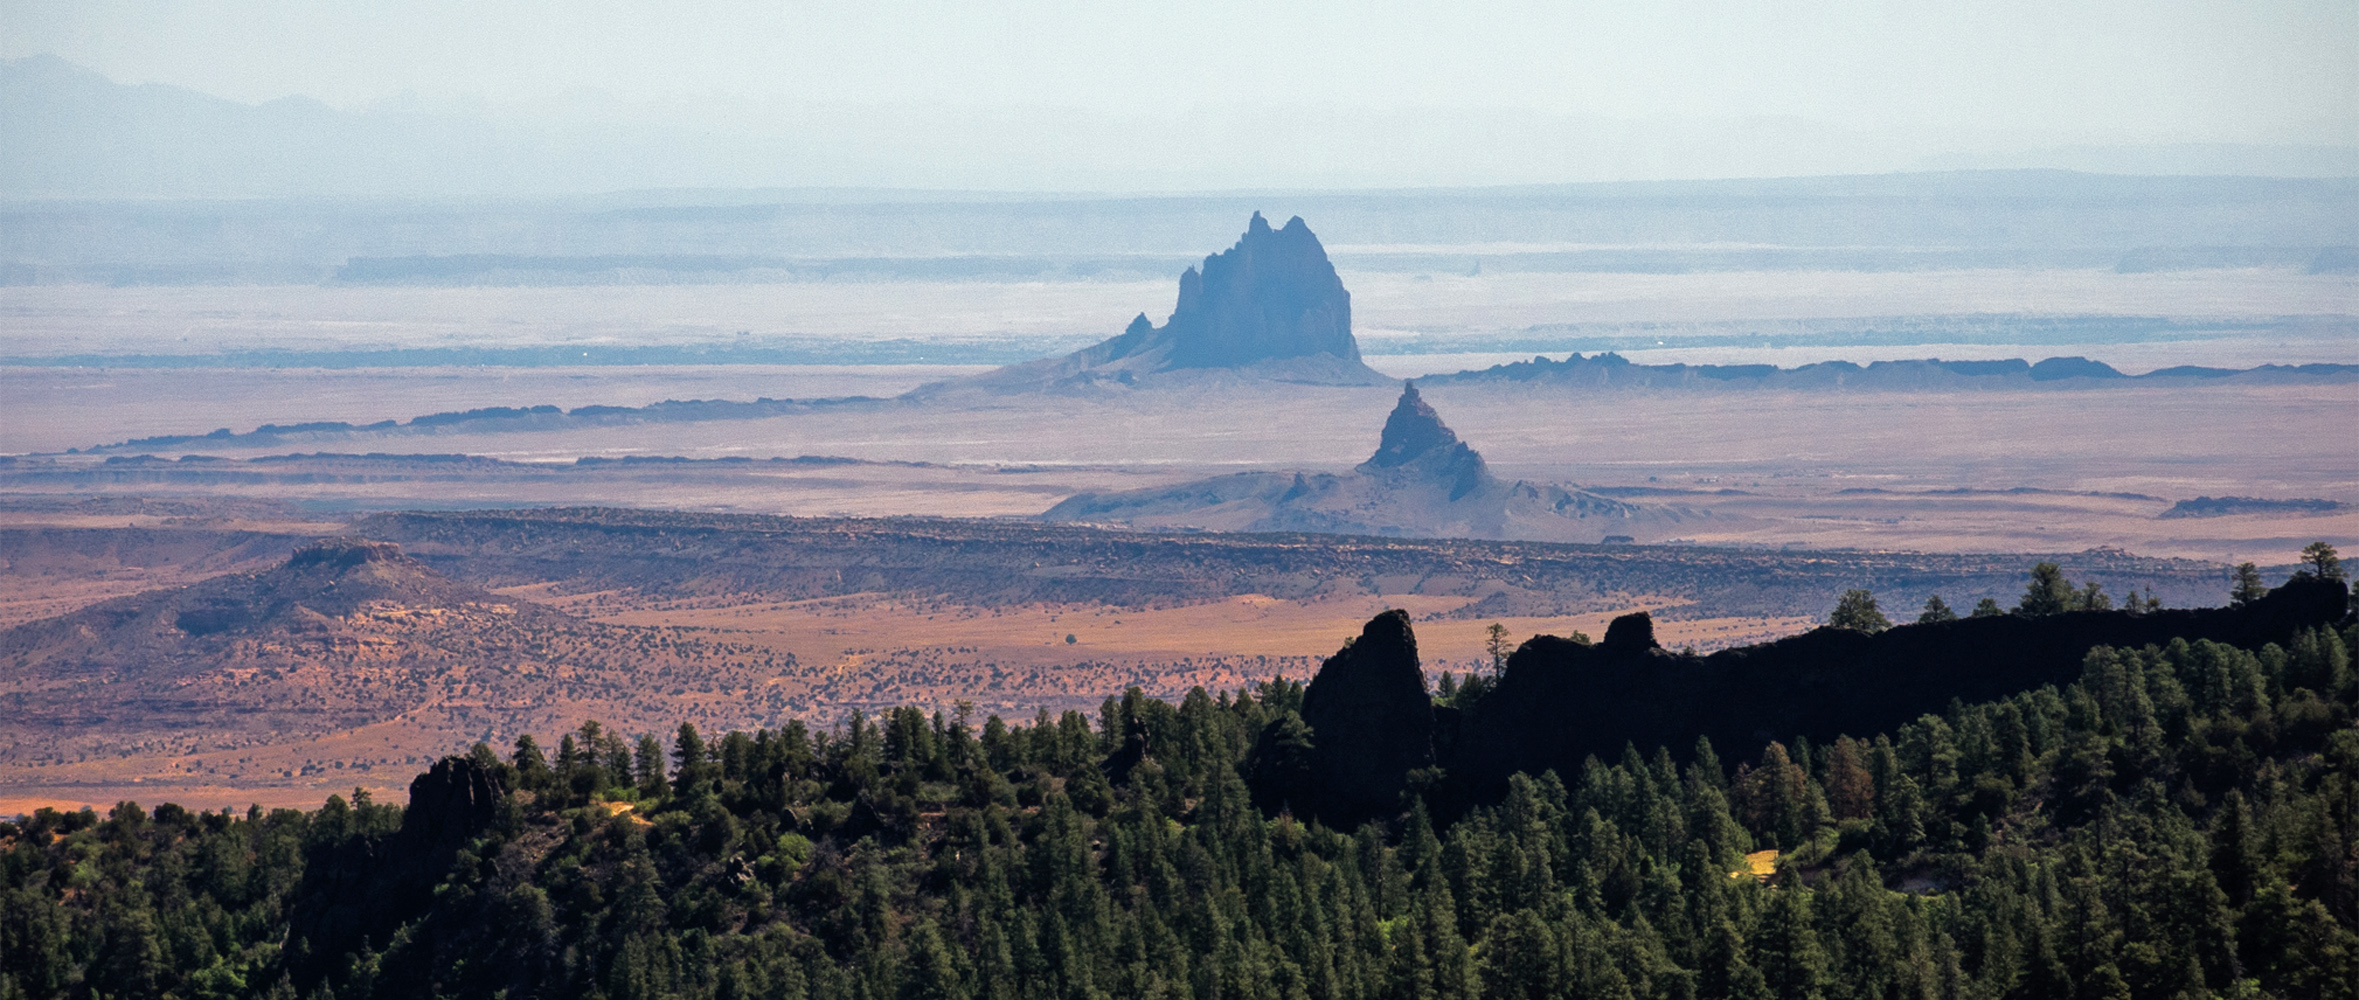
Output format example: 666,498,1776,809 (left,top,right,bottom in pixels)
0,538,787,762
